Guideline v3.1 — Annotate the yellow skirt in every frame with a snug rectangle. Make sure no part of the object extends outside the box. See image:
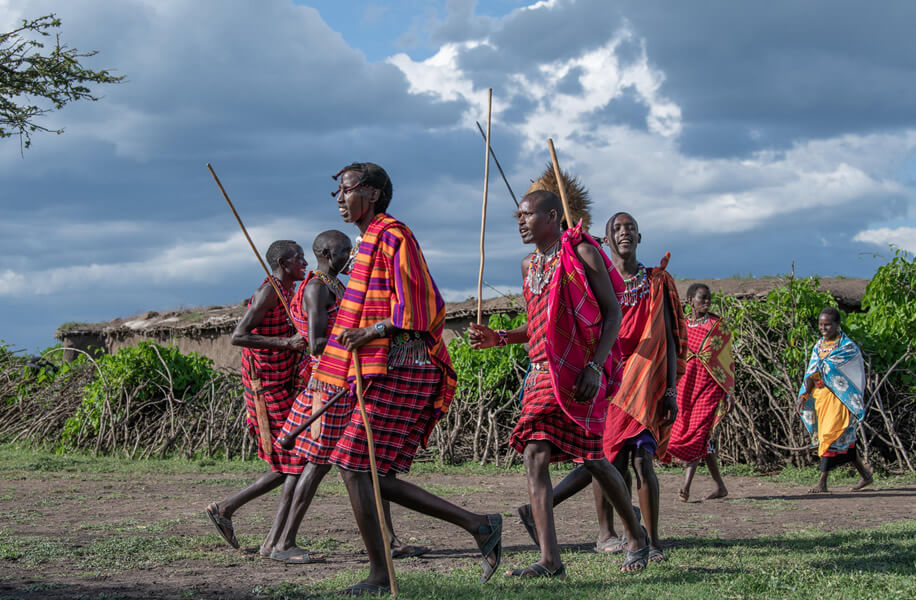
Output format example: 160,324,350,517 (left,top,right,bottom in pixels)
812,387,851,457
